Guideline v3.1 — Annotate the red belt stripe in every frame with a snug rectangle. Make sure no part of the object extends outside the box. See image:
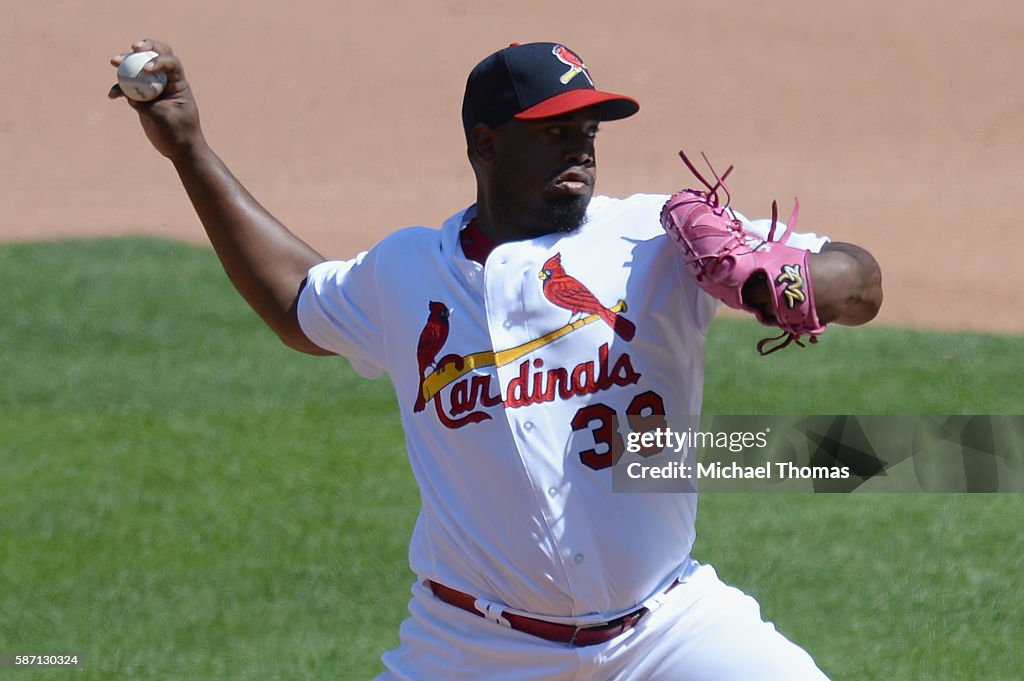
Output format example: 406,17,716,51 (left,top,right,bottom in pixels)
427,578,680,647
